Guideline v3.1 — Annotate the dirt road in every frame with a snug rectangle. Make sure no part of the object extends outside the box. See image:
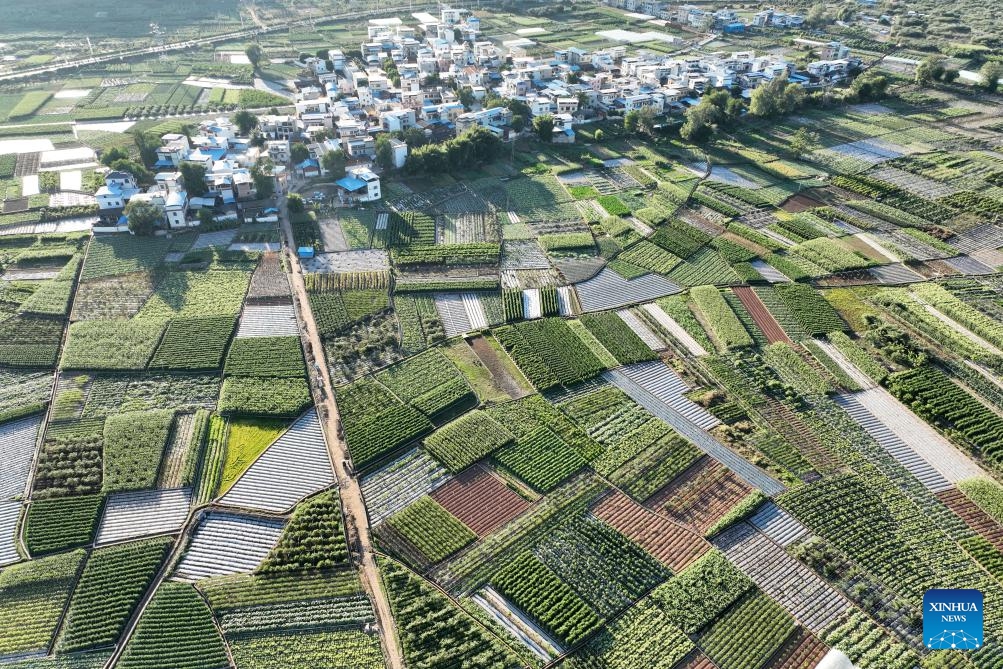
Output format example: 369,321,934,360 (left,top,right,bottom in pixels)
277,190,404,669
